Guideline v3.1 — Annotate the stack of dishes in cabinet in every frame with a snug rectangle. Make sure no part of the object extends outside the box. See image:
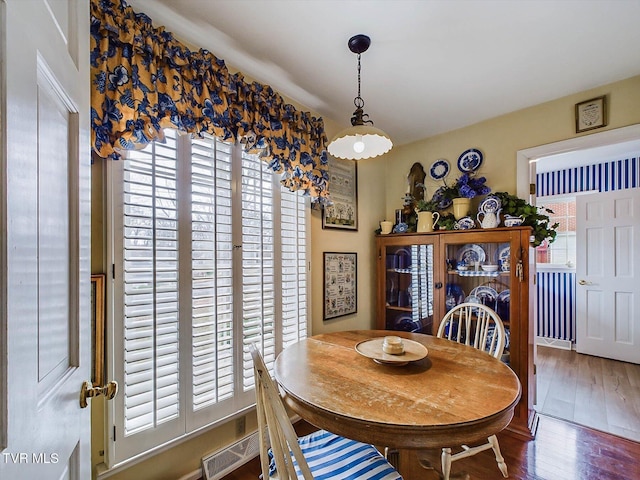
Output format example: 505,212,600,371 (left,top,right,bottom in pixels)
455,244,500,277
